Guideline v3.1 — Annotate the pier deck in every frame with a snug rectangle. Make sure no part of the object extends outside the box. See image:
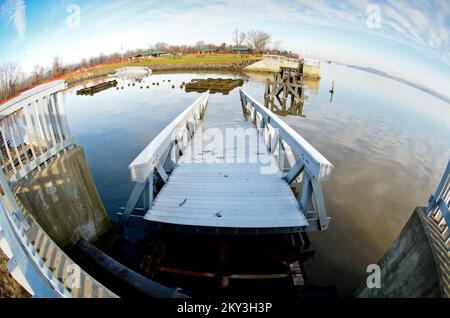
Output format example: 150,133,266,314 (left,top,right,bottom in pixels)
145,116,308,228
